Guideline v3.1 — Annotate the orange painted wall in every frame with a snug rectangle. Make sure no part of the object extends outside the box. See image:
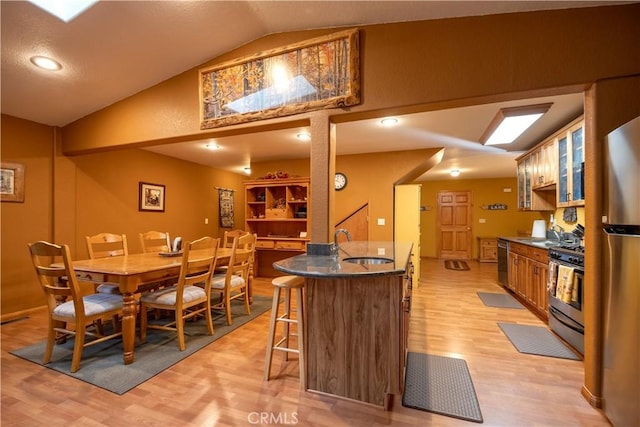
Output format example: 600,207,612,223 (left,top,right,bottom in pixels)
1,115,54,313
420,178,548,259
251,149,443,242
1,114,246,317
